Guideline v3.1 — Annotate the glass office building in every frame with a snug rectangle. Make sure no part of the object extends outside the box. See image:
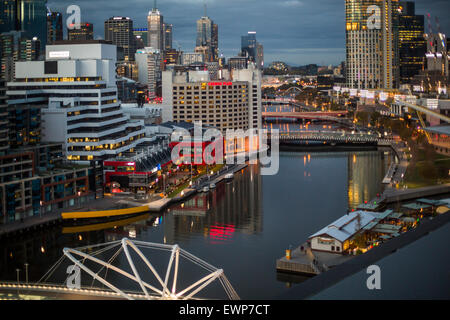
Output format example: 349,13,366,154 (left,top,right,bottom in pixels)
0,0,47,48
398,1,426,83
345,0,399,89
